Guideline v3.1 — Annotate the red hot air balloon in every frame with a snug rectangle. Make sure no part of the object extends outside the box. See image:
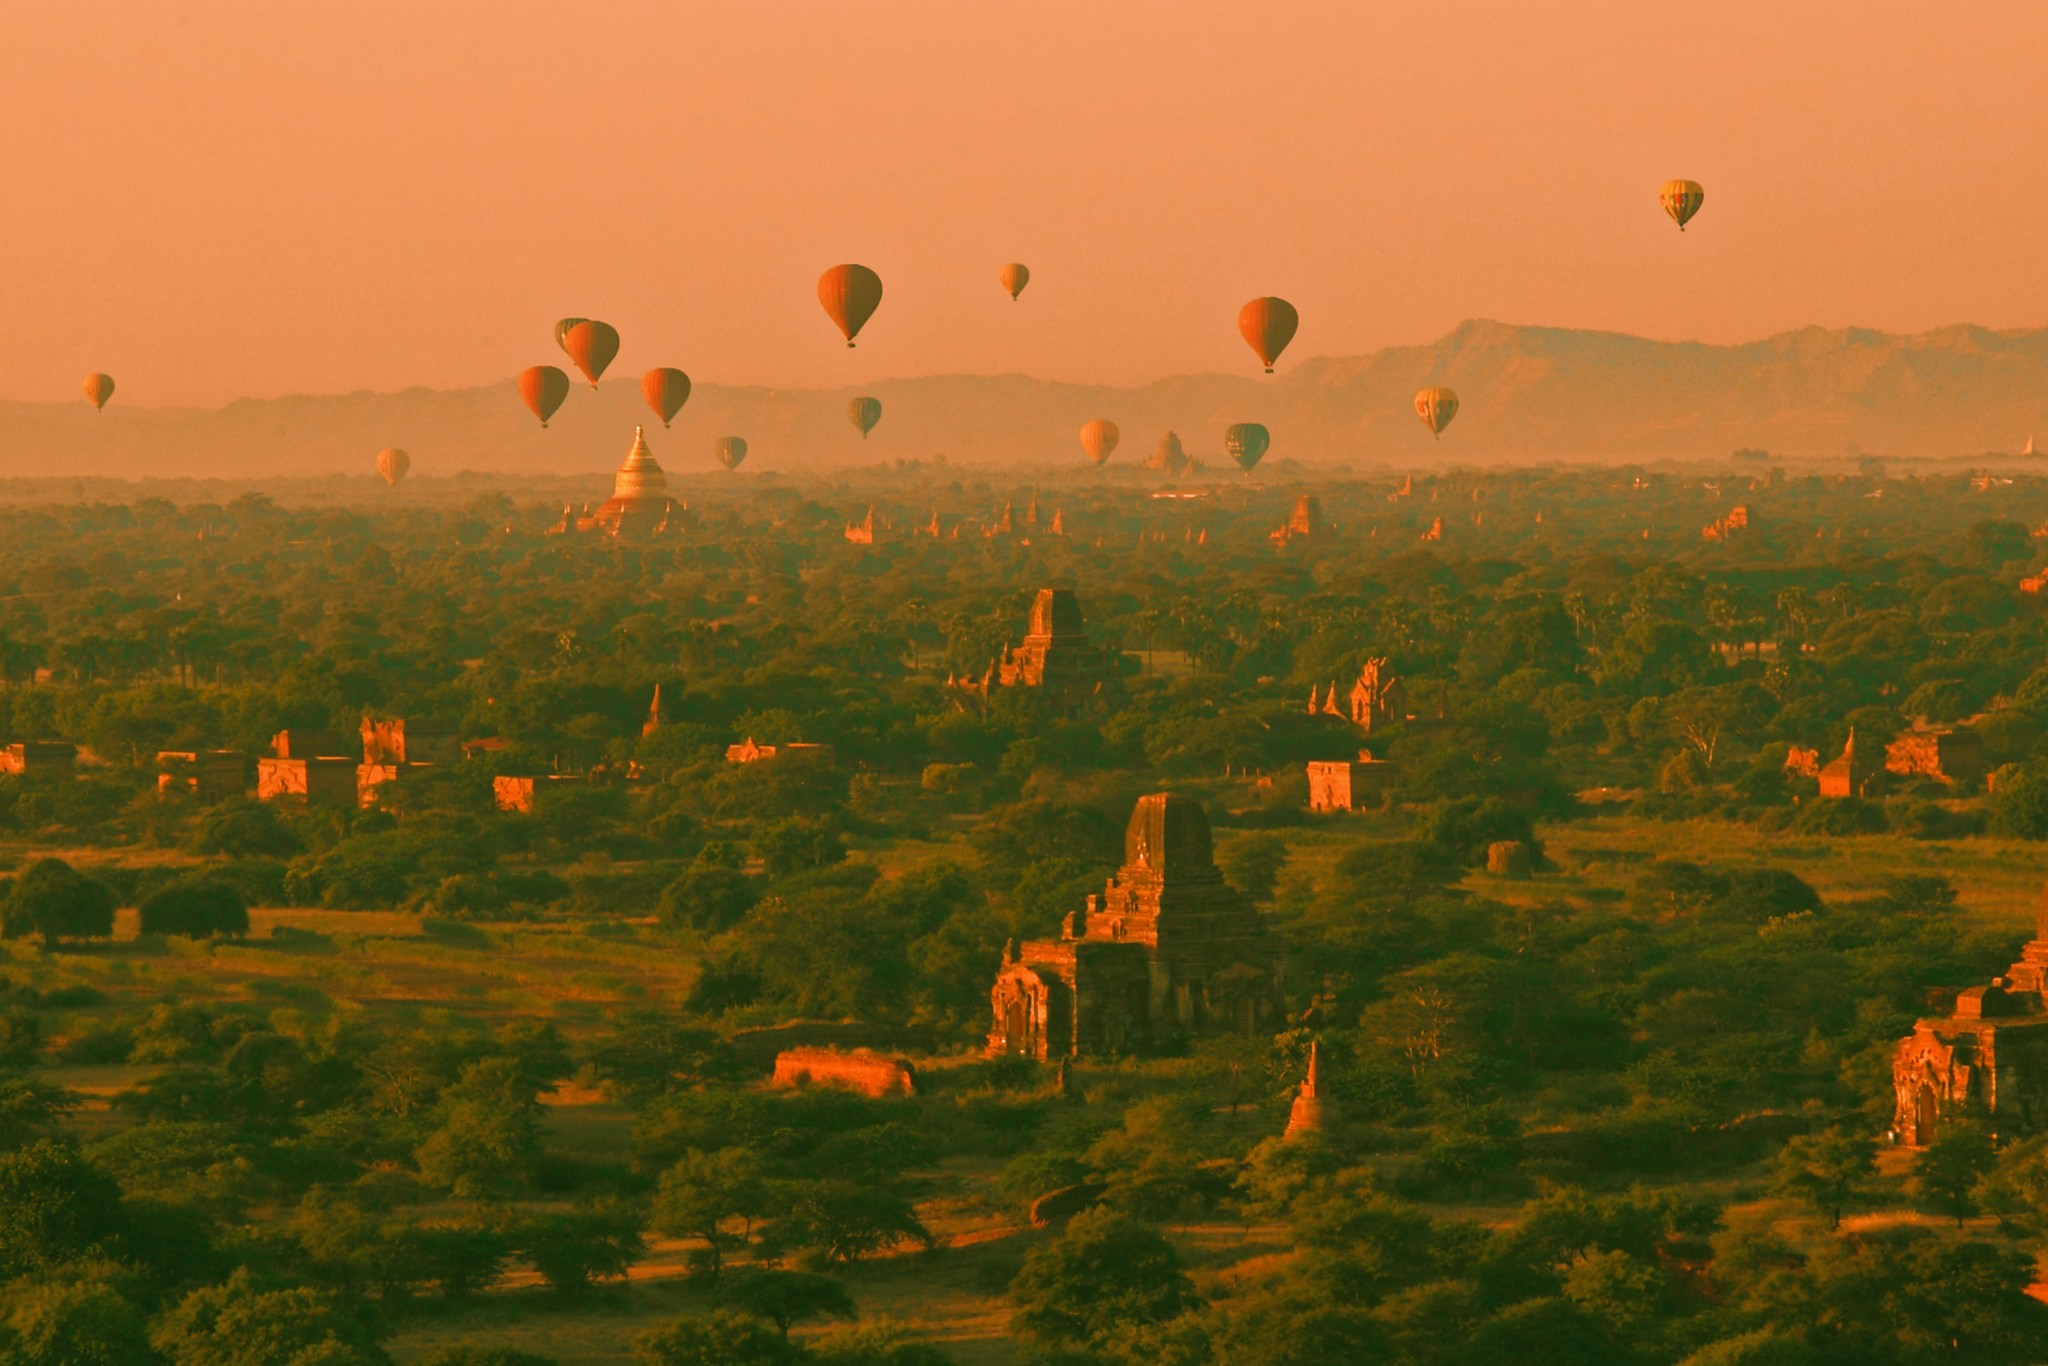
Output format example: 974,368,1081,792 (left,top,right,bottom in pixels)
715,437,748,471
642,369,691,427
818,265,883,347
1238,297,1299,373
82,374,115,411
376,447,410,487
563,321,620,388
519,366,571,427
999,262,1030,300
